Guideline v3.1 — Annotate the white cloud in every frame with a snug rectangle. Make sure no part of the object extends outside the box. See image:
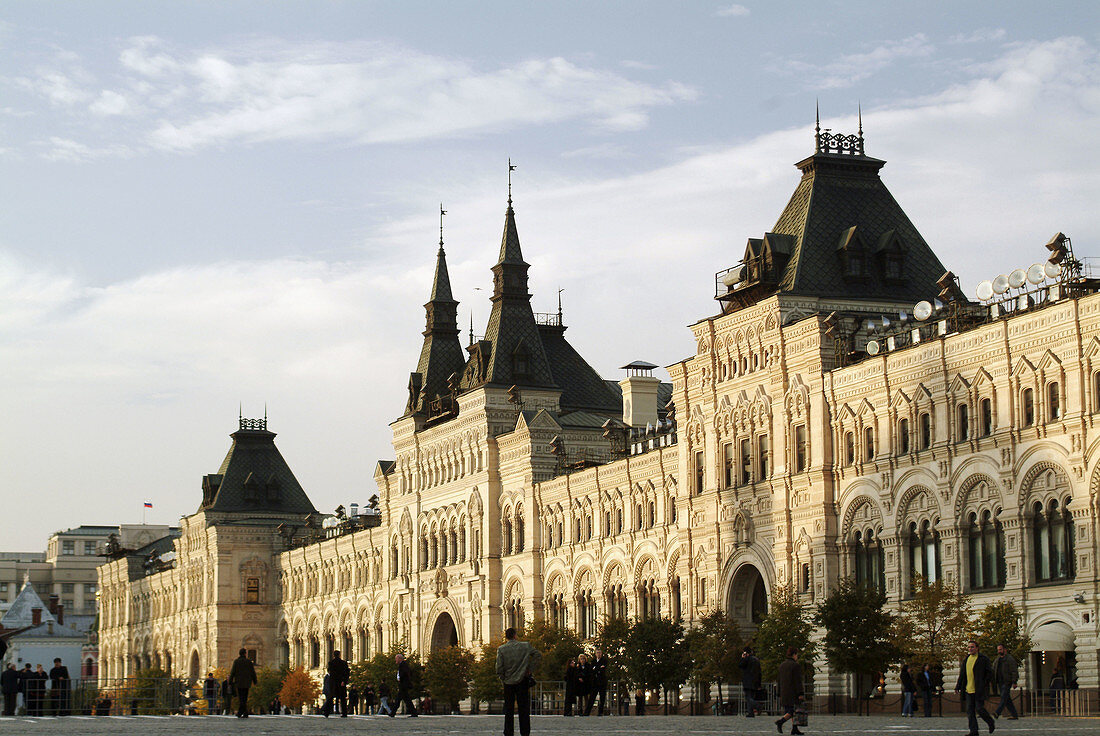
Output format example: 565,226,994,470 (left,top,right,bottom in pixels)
43,136,130,162
950,28,1007,44
16,69,91,106
89,89,132,116
716,4,751,17
784,33,935,89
